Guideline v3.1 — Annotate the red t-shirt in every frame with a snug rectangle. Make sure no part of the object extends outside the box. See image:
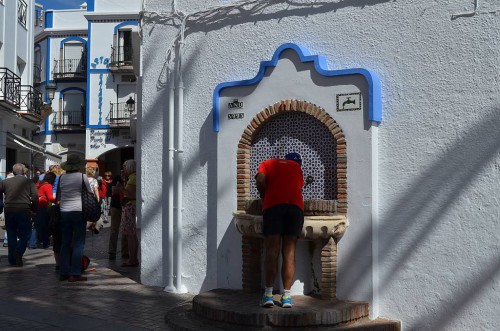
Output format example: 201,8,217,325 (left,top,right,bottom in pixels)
37,182,55,208
99,184,107,199
257,158,304,211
